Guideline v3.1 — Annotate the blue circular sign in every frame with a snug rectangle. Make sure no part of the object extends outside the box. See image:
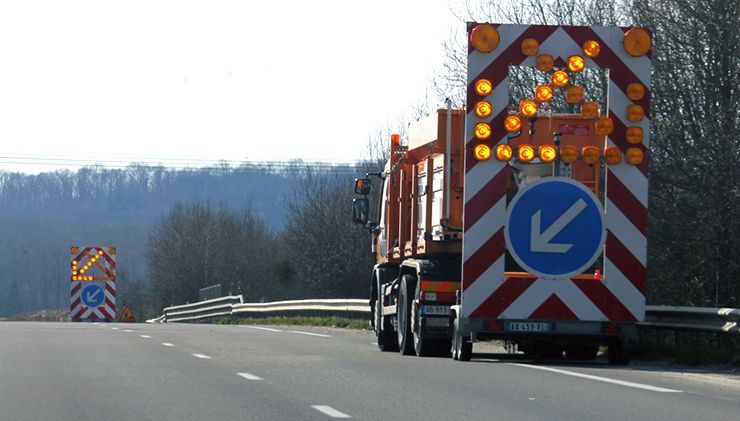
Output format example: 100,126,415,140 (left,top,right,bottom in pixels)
81,284,105,308
504,177,605,279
